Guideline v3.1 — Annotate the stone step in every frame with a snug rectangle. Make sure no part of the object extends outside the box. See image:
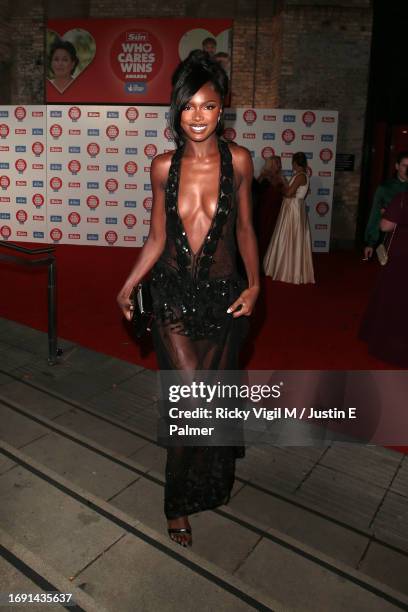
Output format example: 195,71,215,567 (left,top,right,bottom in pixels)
0,439,277,612
1,395,407,611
